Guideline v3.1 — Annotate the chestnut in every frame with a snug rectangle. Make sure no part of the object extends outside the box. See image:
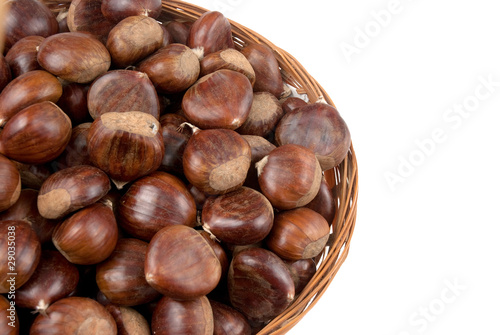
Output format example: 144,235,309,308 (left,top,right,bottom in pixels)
101,0,162,23
30,296,117,334
96,238,160,306
182,69,253,130
164,21,190,45
67,0,115,44
0,55,11,92
4,35,44,77
52,202,119,265
11,162,52,190
158,113,192,175
37,165,111,219
275,102,352,170
106,15,164,68
182,128,252,195
304,177,336,225
199,48,256,85
256,144,322,210
210,299,252,335
145,225,221,300
202,187,274,245
152,295,214,335
284,258,317,295
266,207,330,261
3,0,58,50
237,91,284,137
87,70,160,120
37,32,111,83
227,247,295,325
118,171,197,241
105,304,151,335
0,295,18,335
0,70,63,127
0,101,72,165
56,82,92,125
280,96,308,114
138,43,200,94
15,250,79,313
54,122,92,170
87,111,164,188
0,154,21,212
199,230,229,278
0,220,41,293
187,11,234,55
241,43,285,98
240,135,276,190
